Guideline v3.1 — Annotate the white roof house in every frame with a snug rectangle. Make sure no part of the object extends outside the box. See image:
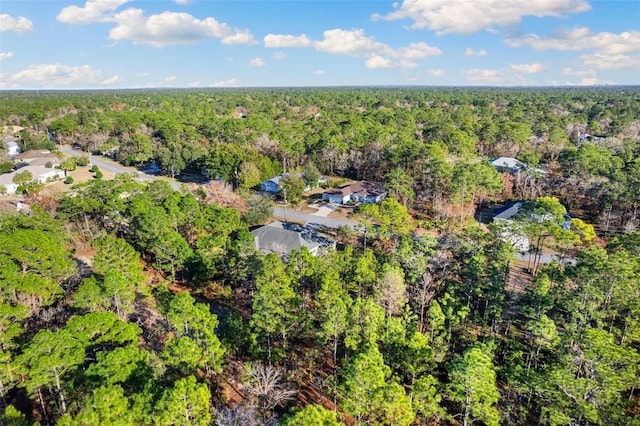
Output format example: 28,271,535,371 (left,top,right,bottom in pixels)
5,140,20,157
0,174,19,195
0,165,64,195
490,157,546,176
